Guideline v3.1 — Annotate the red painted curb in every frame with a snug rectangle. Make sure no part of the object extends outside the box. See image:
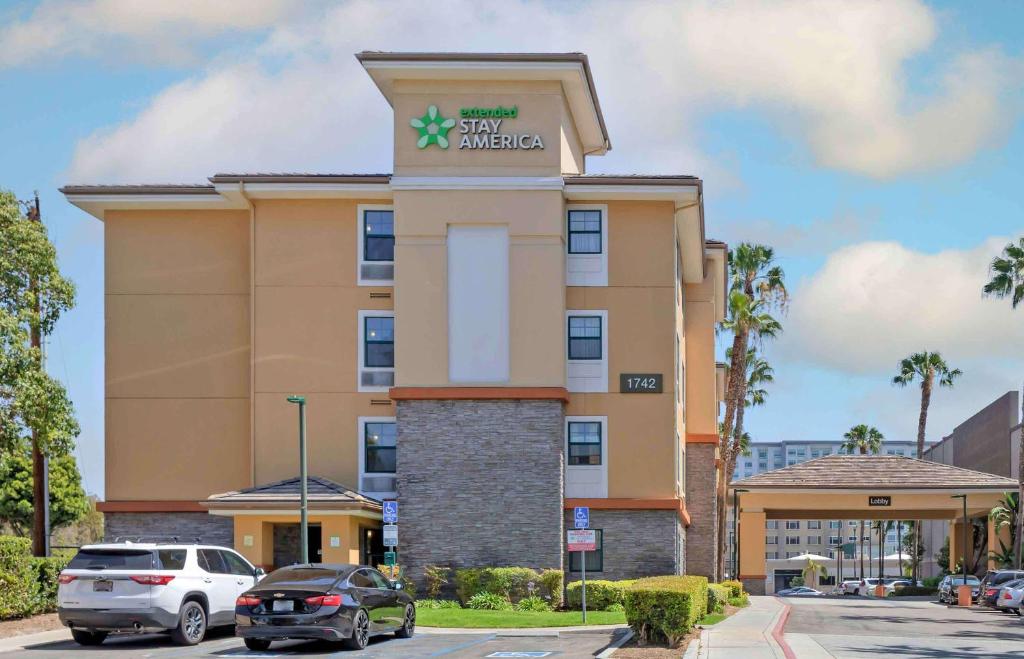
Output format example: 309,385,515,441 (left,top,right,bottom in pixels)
771,597,797,659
